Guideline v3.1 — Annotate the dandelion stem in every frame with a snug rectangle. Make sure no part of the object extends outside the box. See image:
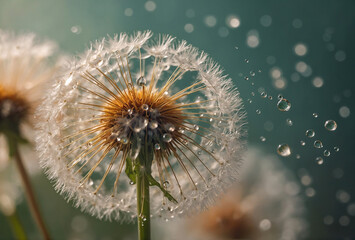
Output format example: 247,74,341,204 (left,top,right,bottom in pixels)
136,165,151,240
7,212,27,240
14,146,50,240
